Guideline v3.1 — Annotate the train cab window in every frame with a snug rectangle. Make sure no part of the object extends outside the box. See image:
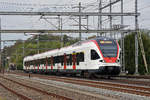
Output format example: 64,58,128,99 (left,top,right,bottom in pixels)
91,49,100,60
